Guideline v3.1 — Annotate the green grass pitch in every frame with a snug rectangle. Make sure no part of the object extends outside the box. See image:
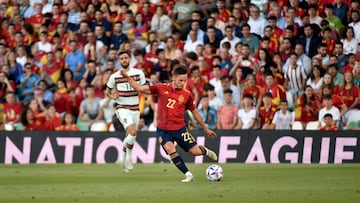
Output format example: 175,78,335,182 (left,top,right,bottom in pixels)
0,163,359,203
